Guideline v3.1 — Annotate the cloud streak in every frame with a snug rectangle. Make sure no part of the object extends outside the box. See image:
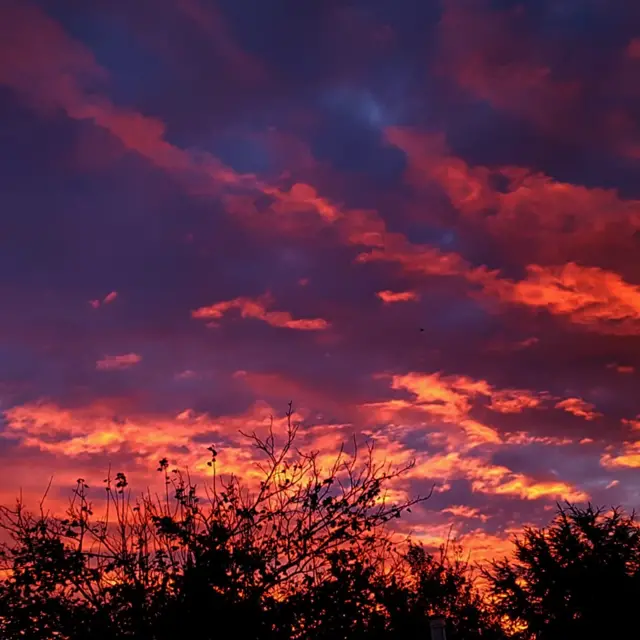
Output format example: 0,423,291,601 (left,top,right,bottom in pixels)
96,353,142,370
192,294,330,331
